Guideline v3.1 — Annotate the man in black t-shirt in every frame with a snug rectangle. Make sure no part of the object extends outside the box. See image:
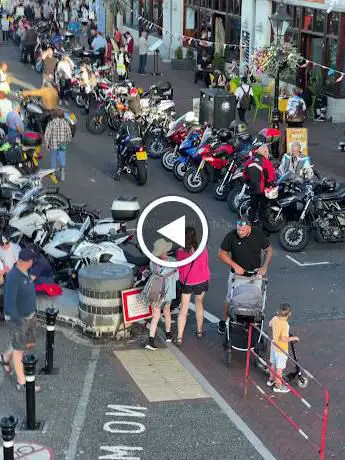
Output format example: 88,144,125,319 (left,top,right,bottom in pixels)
217,219,272,334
